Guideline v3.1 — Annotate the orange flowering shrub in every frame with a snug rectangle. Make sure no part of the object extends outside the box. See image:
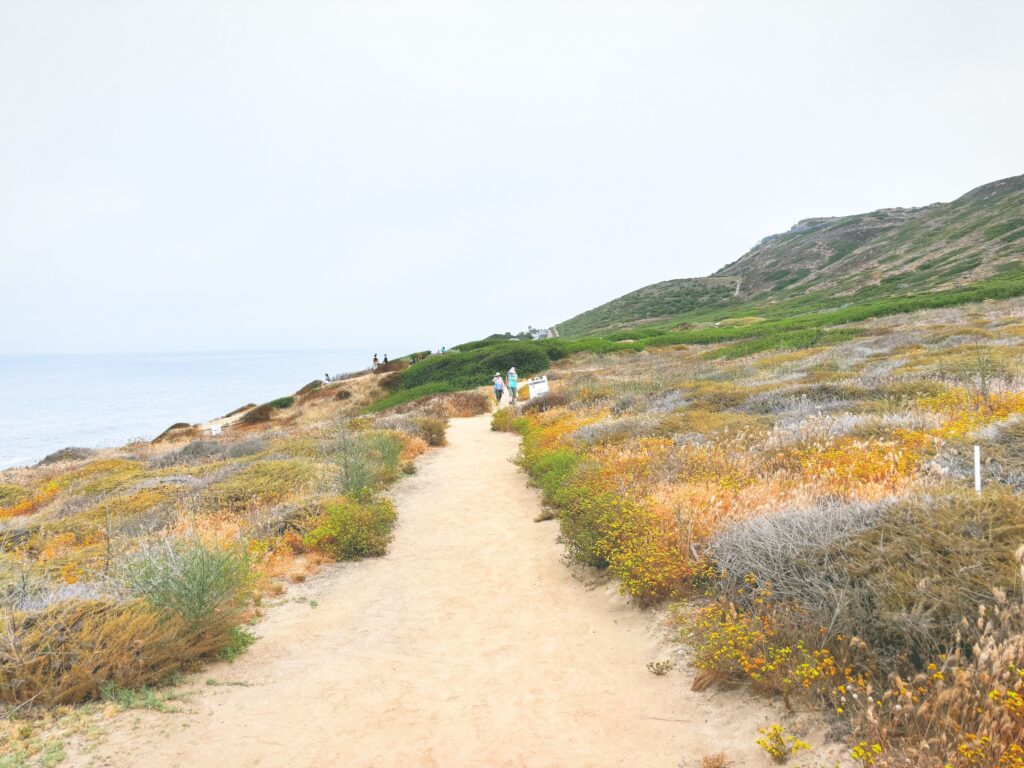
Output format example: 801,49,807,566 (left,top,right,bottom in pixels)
793,436,921,494
919,387,1024,439
0,480,59,517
